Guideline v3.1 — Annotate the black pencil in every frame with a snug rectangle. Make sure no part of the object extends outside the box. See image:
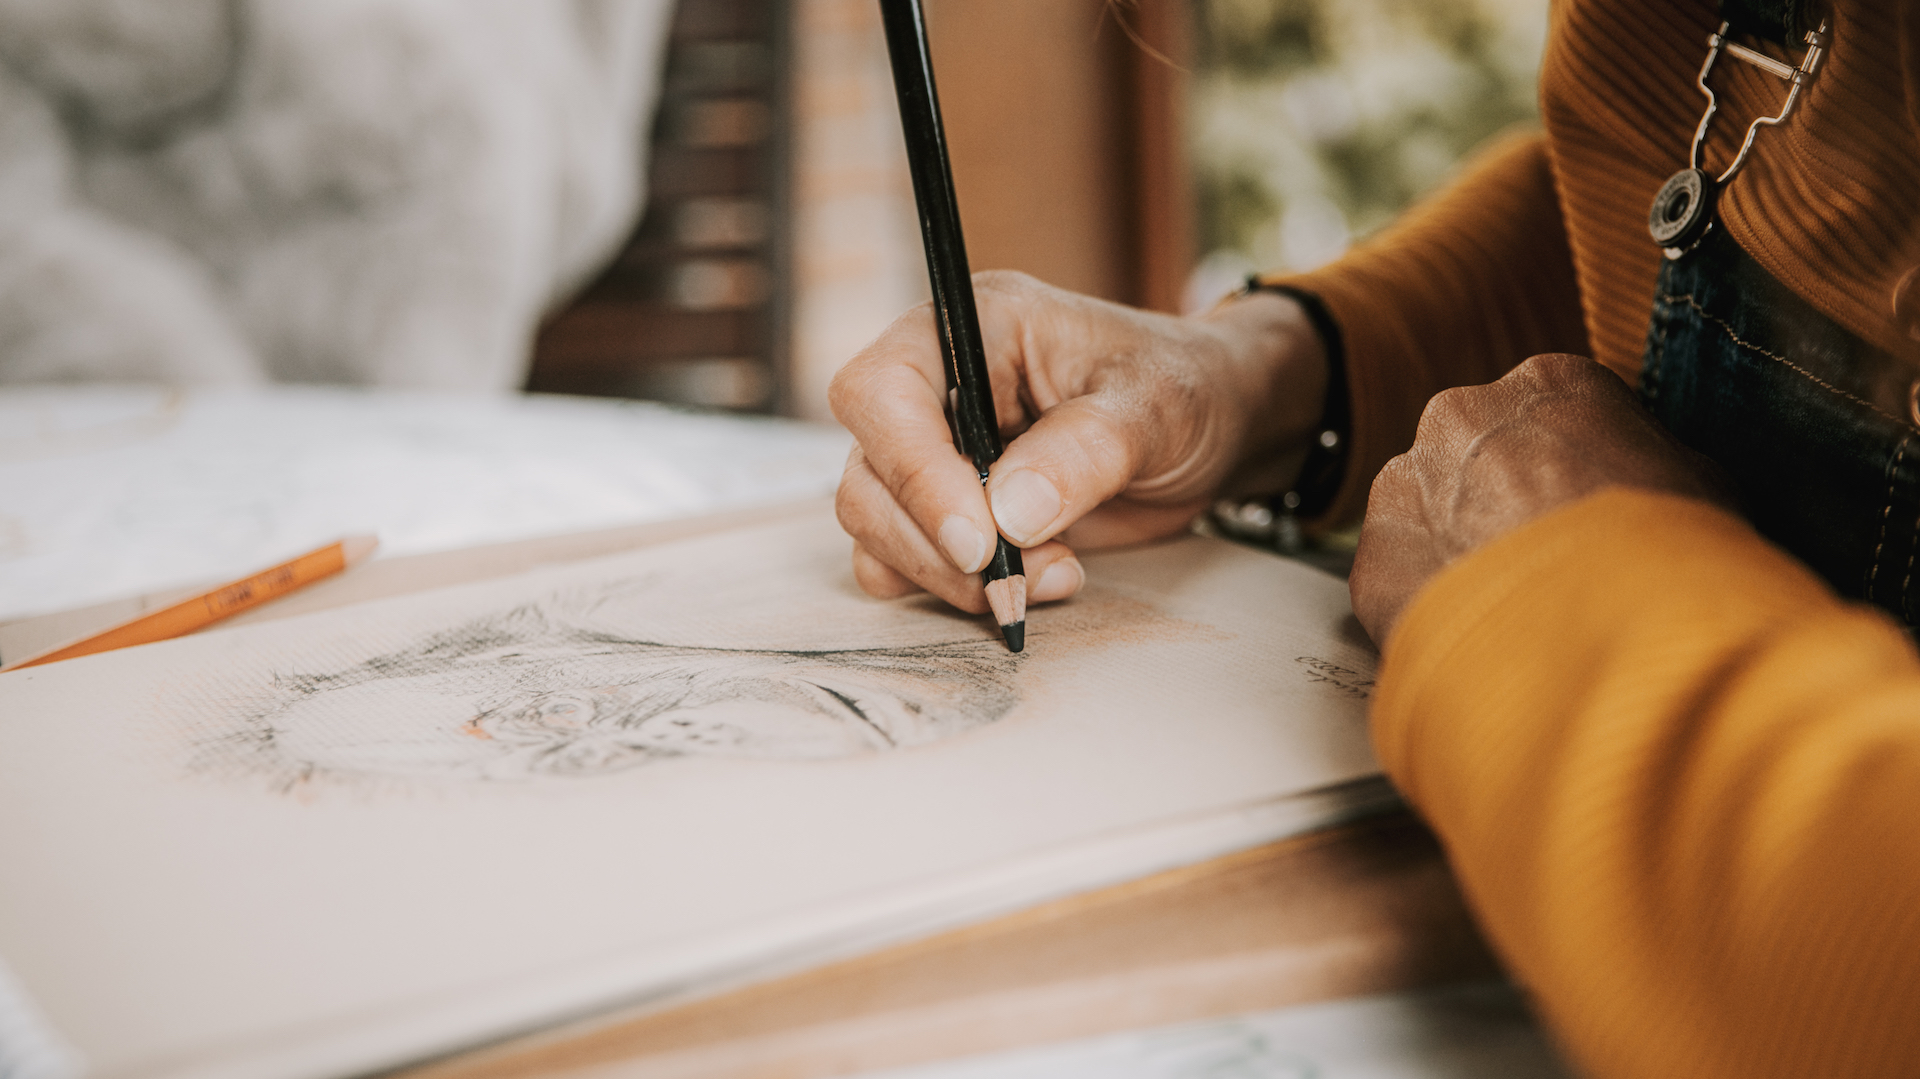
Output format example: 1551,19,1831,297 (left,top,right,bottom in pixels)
877,0,1026,653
